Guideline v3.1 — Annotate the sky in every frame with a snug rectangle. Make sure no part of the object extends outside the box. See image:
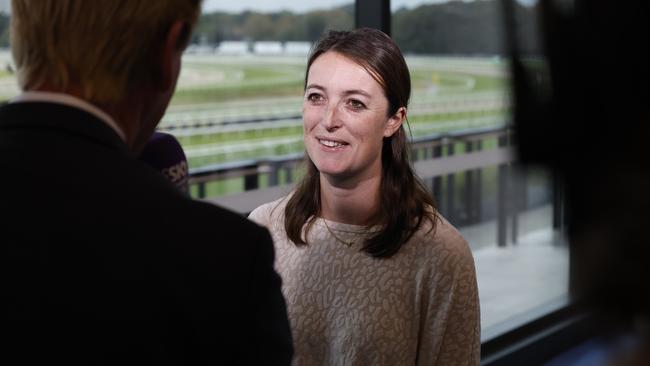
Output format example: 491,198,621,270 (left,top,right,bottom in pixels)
201,0,538,13
0,0,538,15
0,0,414,14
